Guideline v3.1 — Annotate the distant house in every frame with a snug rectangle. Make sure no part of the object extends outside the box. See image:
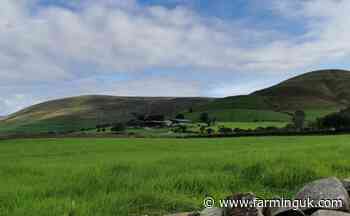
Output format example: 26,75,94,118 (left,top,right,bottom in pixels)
127,114,171,128
128,116,191,128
